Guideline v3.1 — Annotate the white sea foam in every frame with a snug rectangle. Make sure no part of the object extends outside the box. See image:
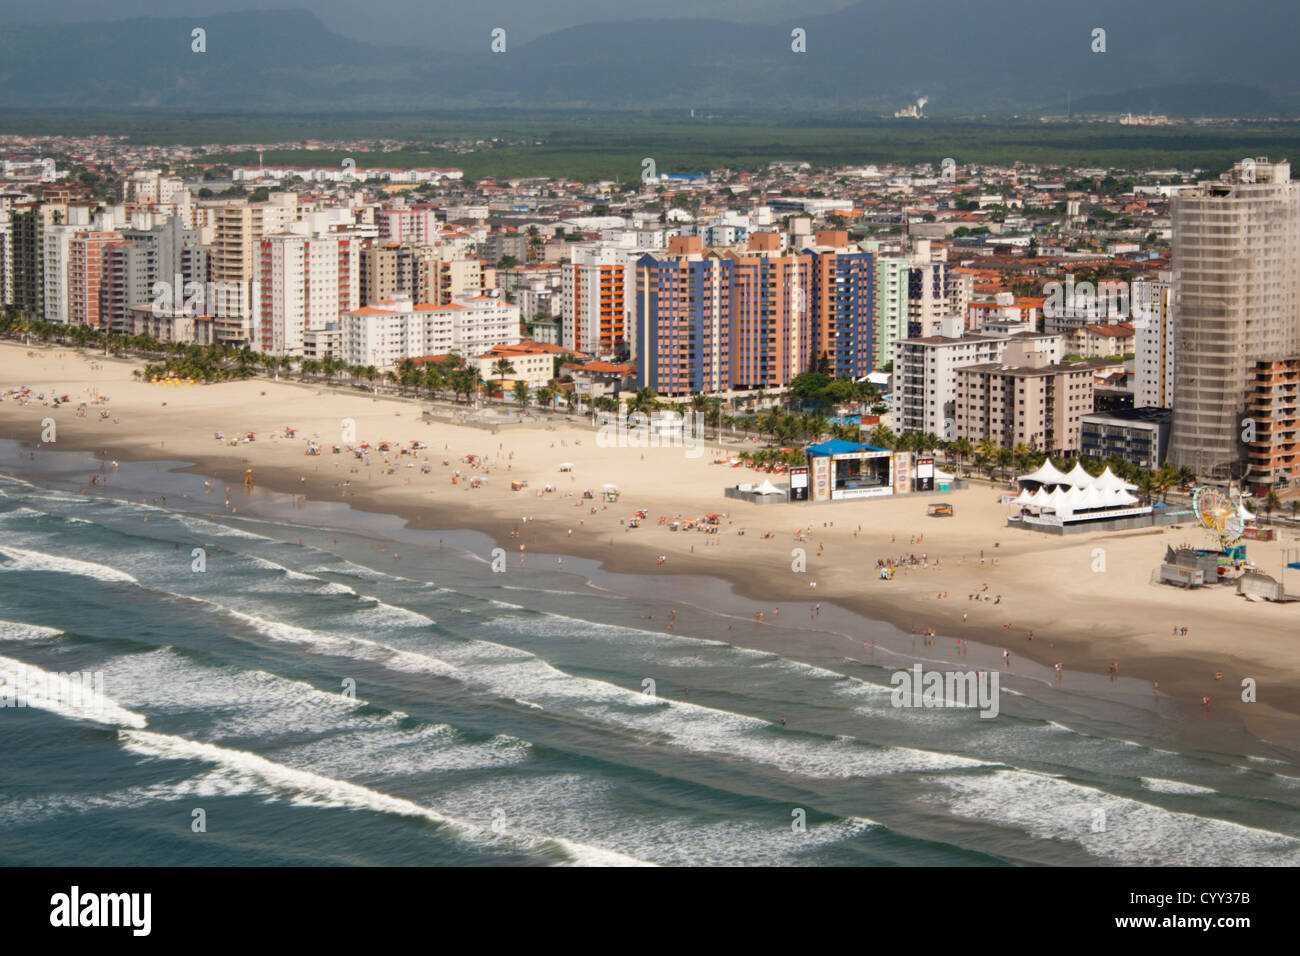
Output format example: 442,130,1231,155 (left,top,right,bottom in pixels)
437,771,882,866
118,729,650,865
317,582,358,596
353,597,436,629
421,633,987,778
1141,777,1217,796
926,769,1300,866
0,619,62,641
243,555,319,582
0,544,138,583
175,515,274,541
98,648,379,737
284,725,533,776
225,609,460,679
94,647,533,774
0,653,147,728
